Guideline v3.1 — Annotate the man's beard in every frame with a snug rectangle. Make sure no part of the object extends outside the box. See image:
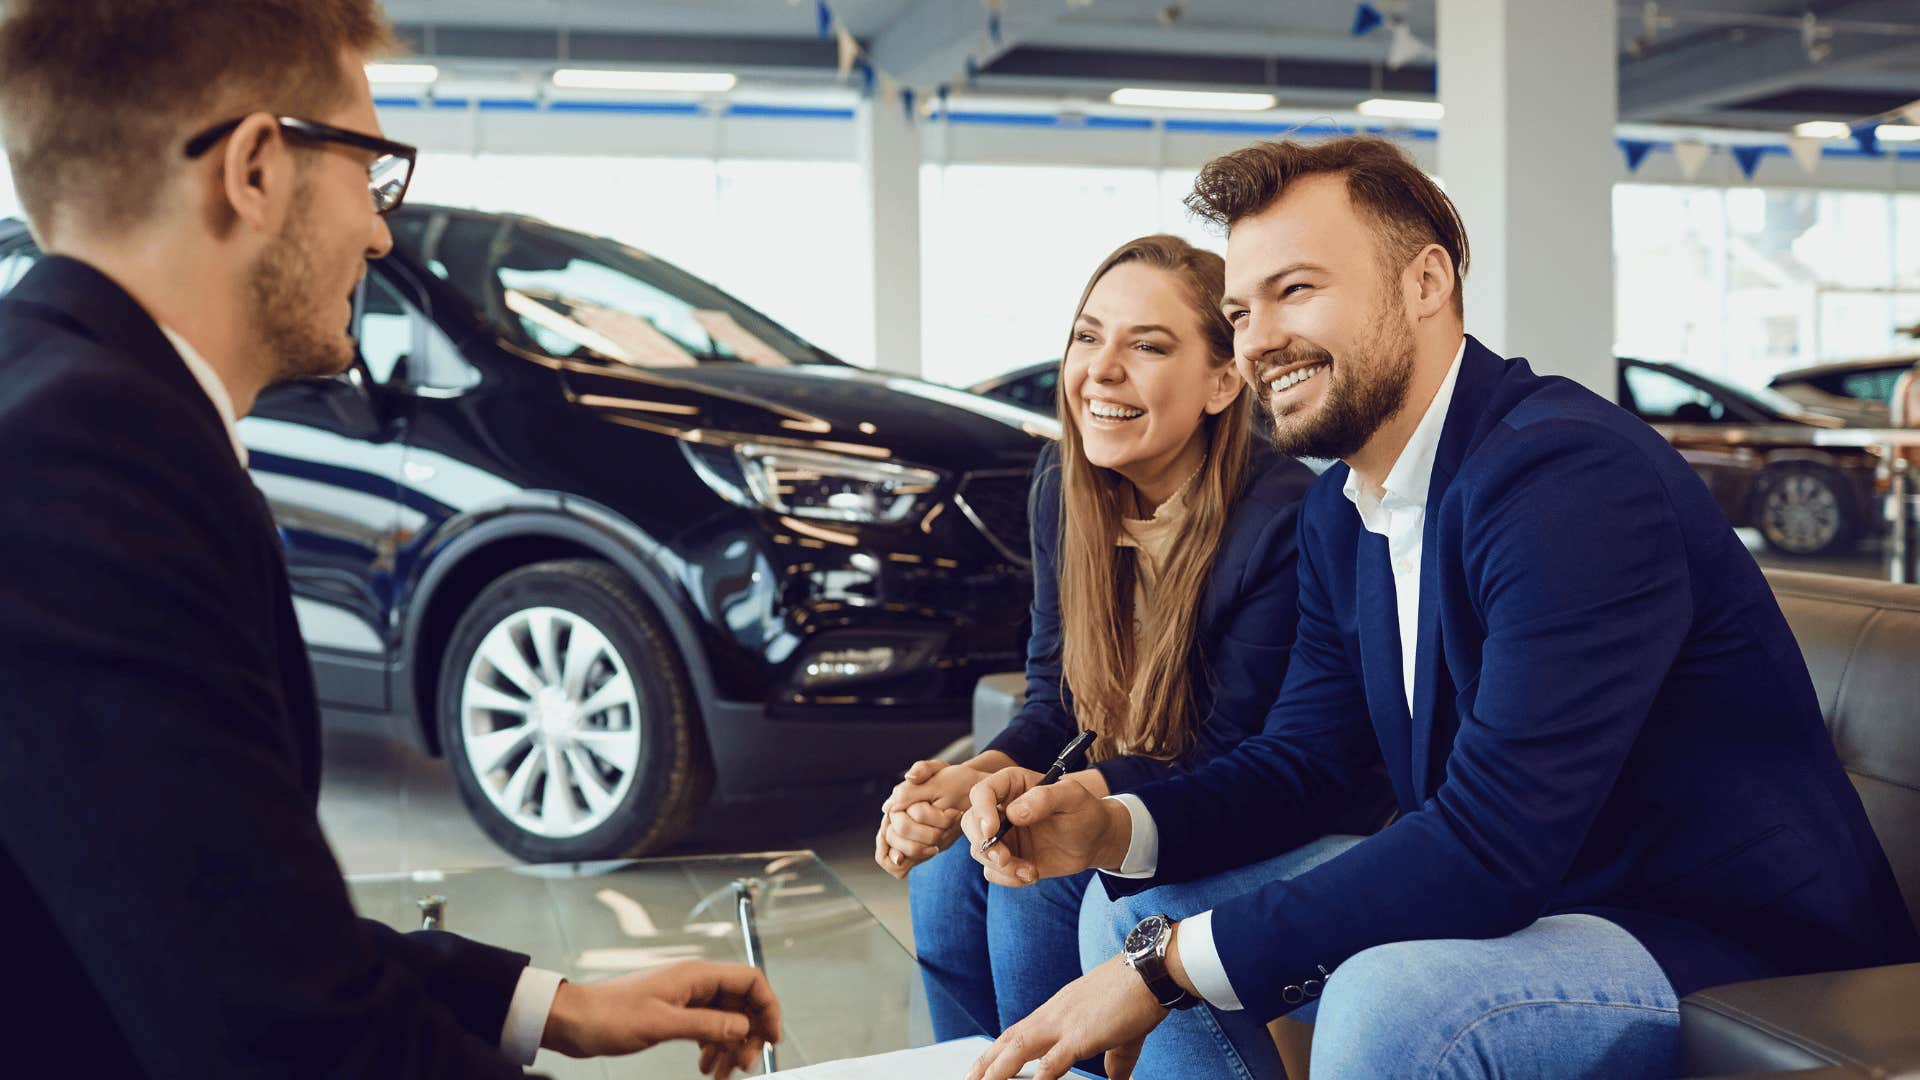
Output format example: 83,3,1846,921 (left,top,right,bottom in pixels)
246,197,354,383
1264,302,1418,461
